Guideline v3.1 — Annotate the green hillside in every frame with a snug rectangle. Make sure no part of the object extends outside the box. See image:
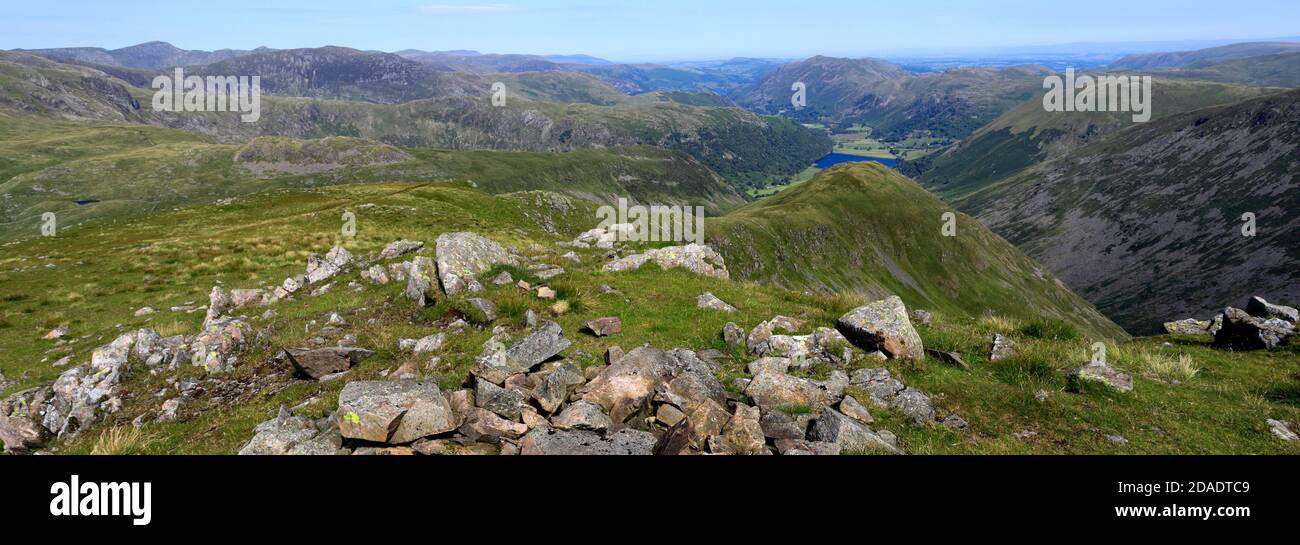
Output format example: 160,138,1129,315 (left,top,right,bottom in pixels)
708,162,1128,340
908,79,1273,200
0,115,746,240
